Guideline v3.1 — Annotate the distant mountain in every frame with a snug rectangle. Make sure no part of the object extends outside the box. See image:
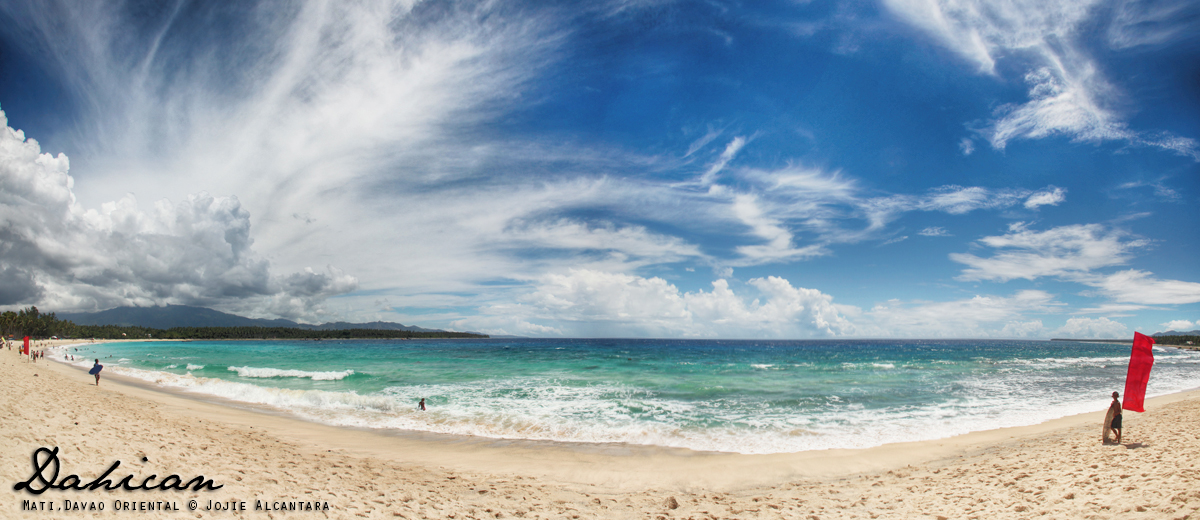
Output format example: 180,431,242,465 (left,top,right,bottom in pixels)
58,305,445,333
1154,330,1200,337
